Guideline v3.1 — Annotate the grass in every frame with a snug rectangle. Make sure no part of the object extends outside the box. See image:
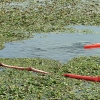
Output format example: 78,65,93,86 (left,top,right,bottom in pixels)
0,57,100,99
